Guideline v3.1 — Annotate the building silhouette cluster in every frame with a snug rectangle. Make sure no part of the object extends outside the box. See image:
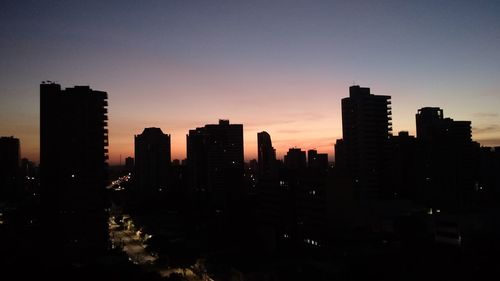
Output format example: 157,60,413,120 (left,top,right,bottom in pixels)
1,82,500,280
